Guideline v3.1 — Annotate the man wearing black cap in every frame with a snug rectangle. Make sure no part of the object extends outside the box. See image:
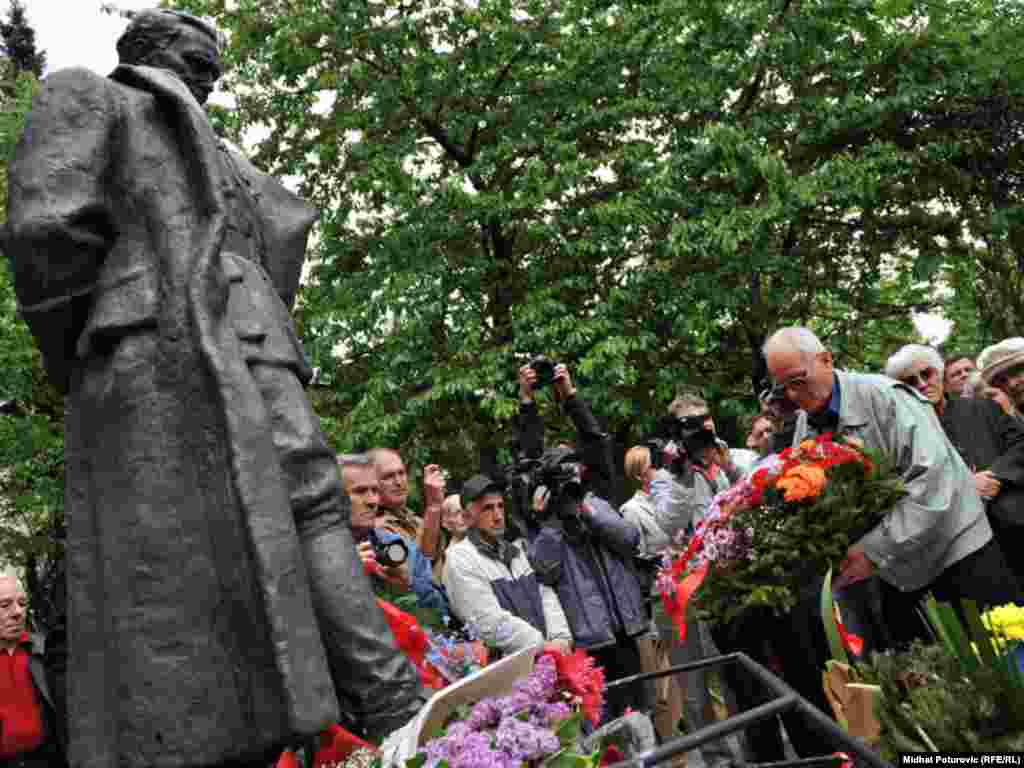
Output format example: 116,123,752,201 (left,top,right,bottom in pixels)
443,474,572,656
